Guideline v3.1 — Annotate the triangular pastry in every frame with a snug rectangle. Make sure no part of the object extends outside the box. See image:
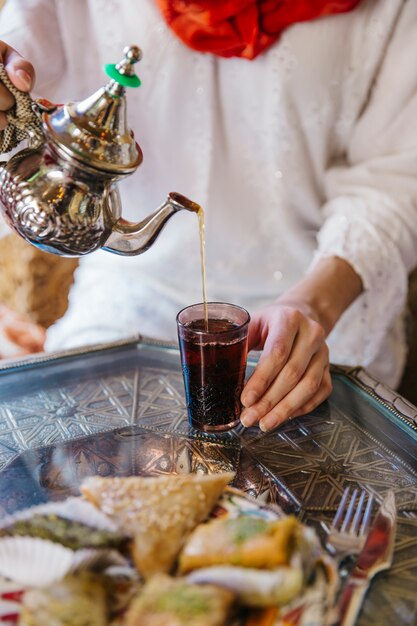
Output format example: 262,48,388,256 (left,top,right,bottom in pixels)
80,472,234,578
